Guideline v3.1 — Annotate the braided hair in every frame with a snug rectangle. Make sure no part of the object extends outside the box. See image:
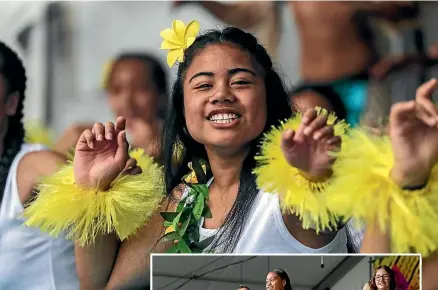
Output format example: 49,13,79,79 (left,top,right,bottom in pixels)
0,41,26,204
